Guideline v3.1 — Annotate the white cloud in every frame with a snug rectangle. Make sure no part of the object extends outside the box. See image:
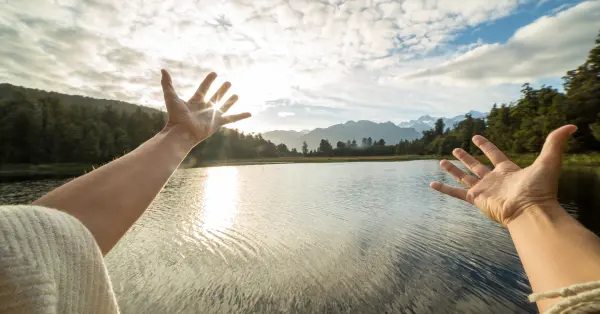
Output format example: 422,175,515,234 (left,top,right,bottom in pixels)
536,0,552,8
405,1,600,85
549,2,576,14
0,0,597,132
277,112,295,117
